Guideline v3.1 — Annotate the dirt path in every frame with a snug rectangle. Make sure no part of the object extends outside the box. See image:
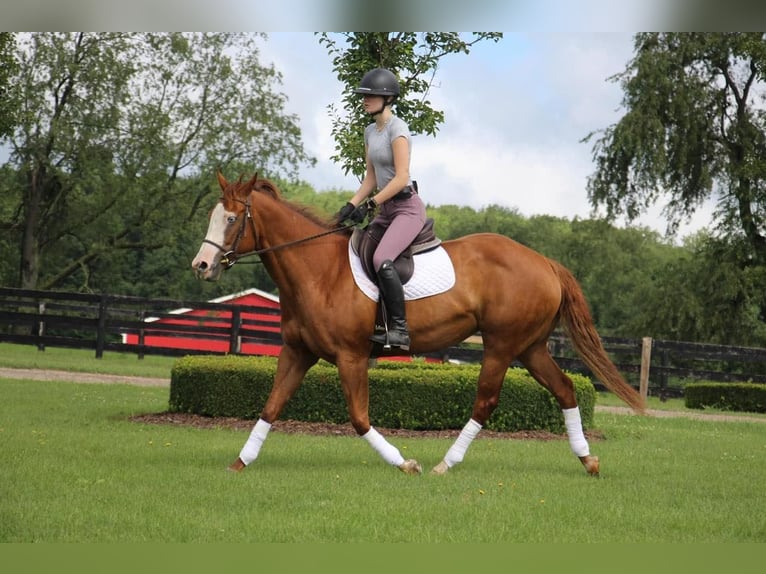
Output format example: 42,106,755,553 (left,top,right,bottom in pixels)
3,367,764,425
0,367,170,387
594,404,766,423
